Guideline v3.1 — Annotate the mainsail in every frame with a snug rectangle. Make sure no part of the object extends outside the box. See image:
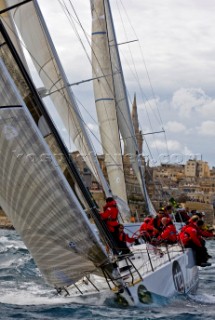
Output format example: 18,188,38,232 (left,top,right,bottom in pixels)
0,58,109,288
0,0,112,198
91,0,127,204
91,0,156,215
